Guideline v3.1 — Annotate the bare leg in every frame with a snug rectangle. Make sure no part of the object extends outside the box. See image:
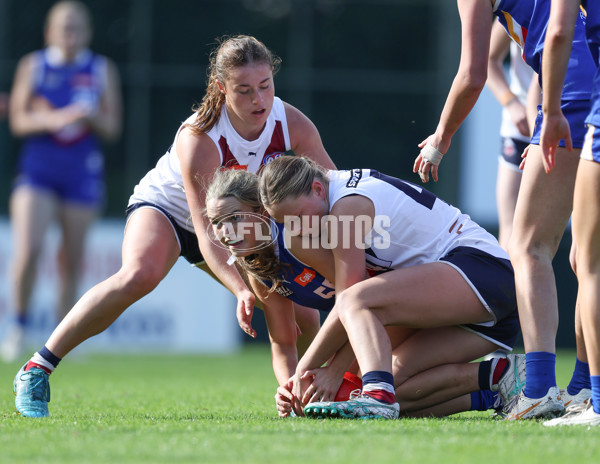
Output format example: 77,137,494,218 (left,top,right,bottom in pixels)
45,208,180,357
9,186,58,318
56,202,98,321
508,145,579,355
336,262,492,375
403,394,472,418
496,161,522,250
391,326,496,412
569,240,588,363
573,160,600,380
